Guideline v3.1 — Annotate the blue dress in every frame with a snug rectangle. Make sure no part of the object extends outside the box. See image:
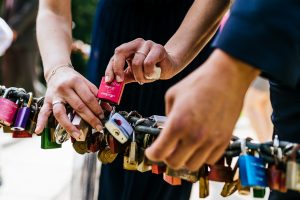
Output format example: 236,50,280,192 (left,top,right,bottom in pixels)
88,0,214,199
